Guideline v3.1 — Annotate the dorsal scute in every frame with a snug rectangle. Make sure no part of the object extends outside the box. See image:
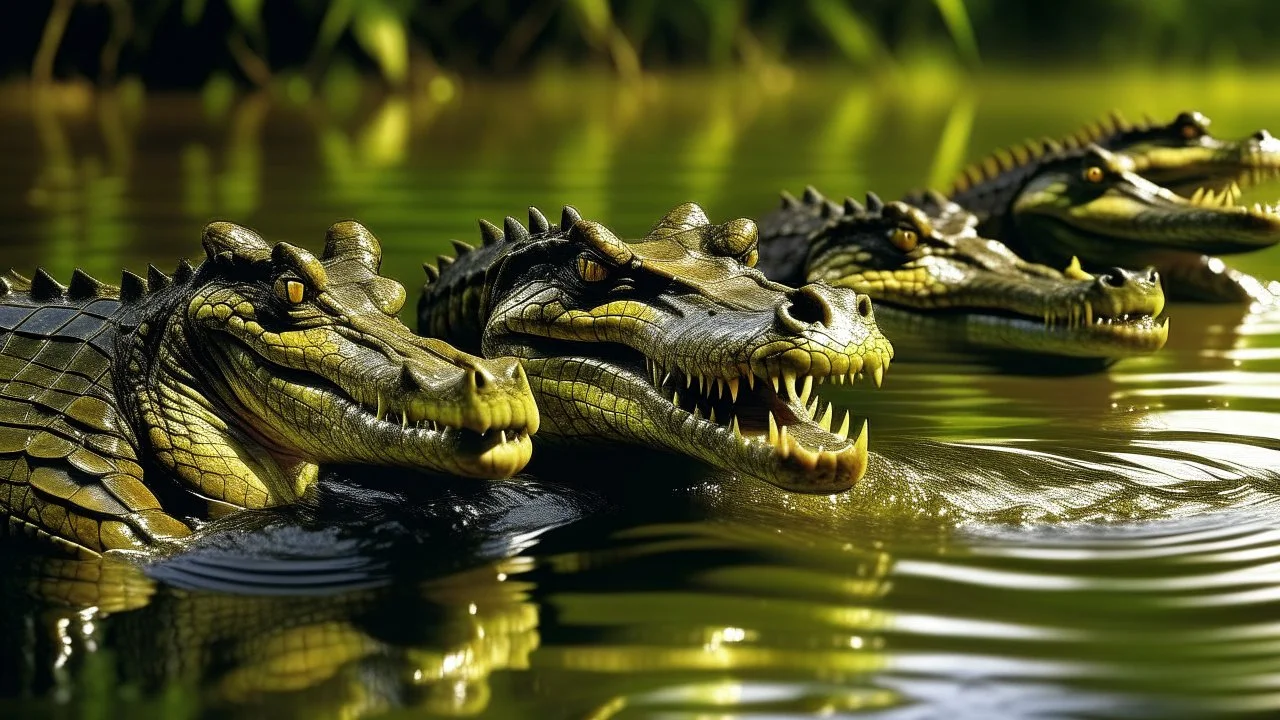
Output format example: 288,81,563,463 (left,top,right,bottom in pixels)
31,268,67,301
68,269,117,300
478,219,504,246
120,270,147,303
147,265,172,294
528,206,550,234
503,216,530,244
560,205,583,230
